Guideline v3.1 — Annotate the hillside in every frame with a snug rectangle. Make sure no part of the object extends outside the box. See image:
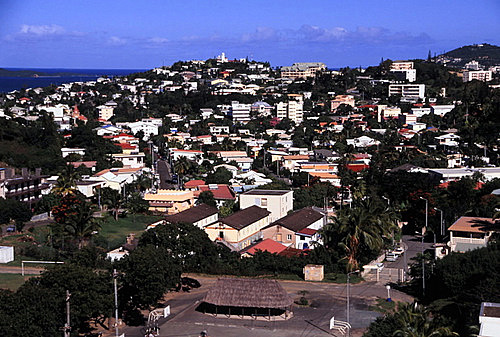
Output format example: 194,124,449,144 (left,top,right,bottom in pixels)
437,43,500,67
